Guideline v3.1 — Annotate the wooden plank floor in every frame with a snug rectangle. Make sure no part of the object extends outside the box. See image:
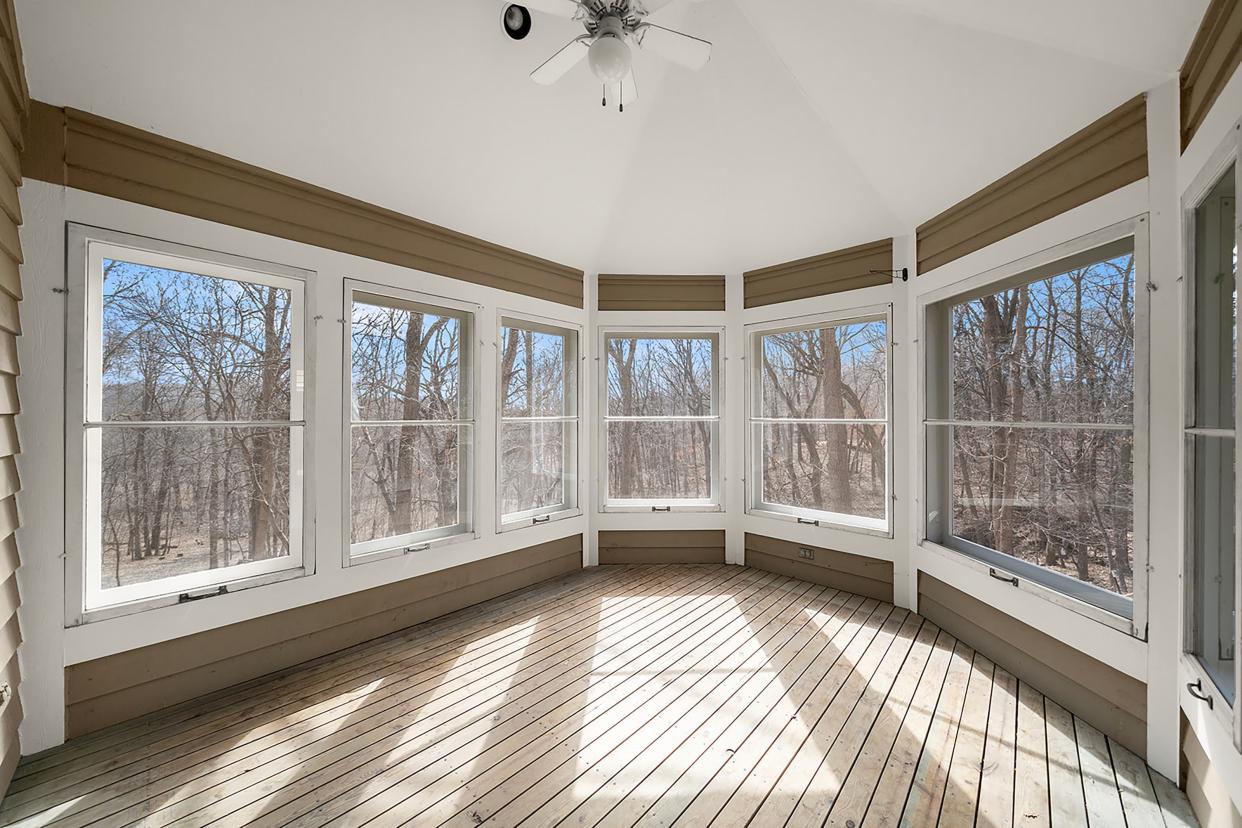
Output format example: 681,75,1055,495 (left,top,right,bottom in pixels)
1,564,1198,827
